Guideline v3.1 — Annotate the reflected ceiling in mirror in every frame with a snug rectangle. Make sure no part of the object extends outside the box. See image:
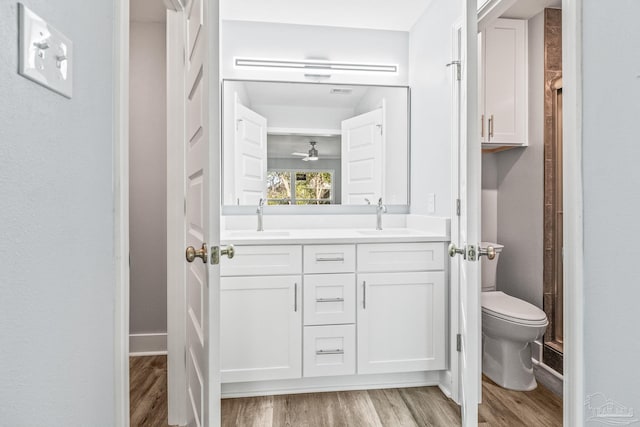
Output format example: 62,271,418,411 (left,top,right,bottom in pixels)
222,80,409,209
